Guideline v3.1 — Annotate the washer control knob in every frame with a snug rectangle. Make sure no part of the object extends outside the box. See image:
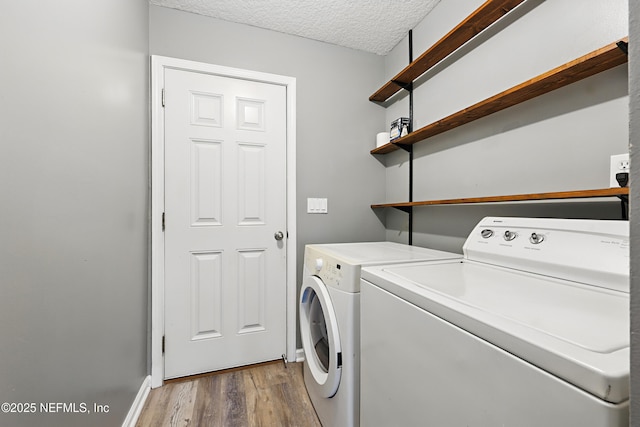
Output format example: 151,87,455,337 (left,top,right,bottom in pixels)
315,258,324,271
503,230,517,241
529,232,544,244
481,229,494,239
